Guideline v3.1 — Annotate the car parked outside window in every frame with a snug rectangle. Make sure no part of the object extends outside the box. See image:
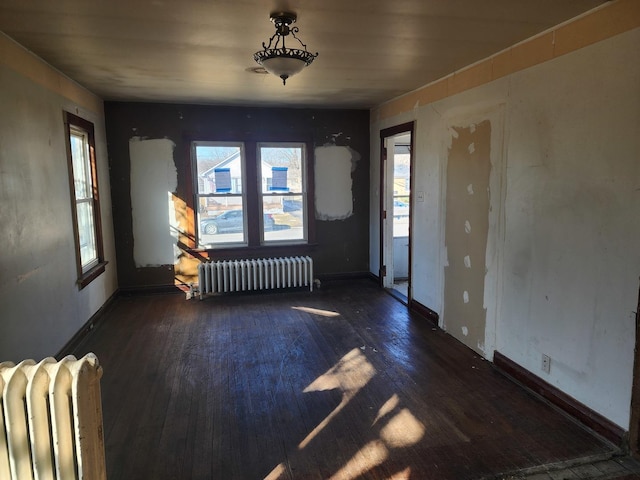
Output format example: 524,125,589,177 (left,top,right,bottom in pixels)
200,209,275,235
